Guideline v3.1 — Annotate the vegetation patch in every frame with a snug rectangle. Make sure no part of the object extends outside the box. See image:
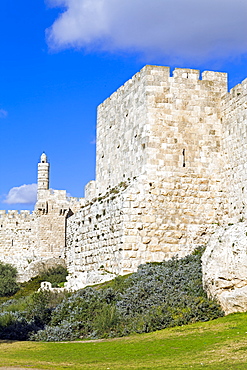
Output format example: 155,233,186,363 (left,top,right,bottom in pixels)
0,266,68,340
0,261,19,297
0,247,223,341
